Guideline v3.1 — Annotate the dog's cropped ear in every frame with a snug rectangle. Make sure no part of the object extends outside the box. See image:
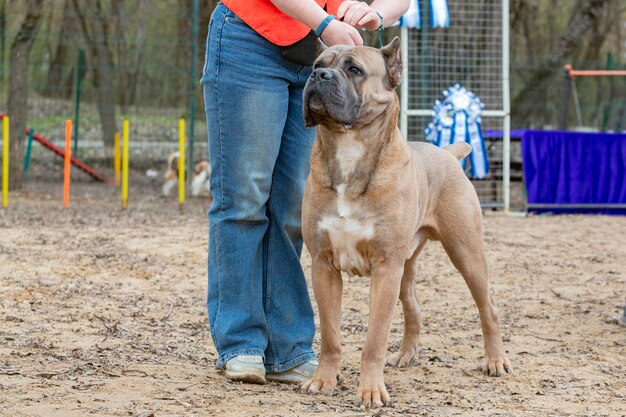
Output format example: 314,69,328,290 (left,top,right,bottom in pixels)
381,37,402,88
